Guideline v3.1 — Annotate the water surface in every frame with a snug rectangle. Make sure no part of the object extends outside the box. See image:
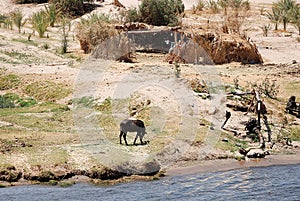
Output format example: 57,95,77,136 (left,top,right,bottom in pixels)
1,164,300,201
